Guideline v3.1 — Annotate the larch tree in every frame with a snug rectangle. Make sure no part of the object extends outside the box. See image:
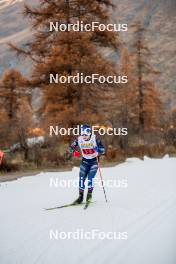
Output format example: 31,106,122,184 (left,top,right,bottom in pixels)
131,21,164,133
117,47,138,131
10,0,120,129
0,69,32,146
15,100,34,160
